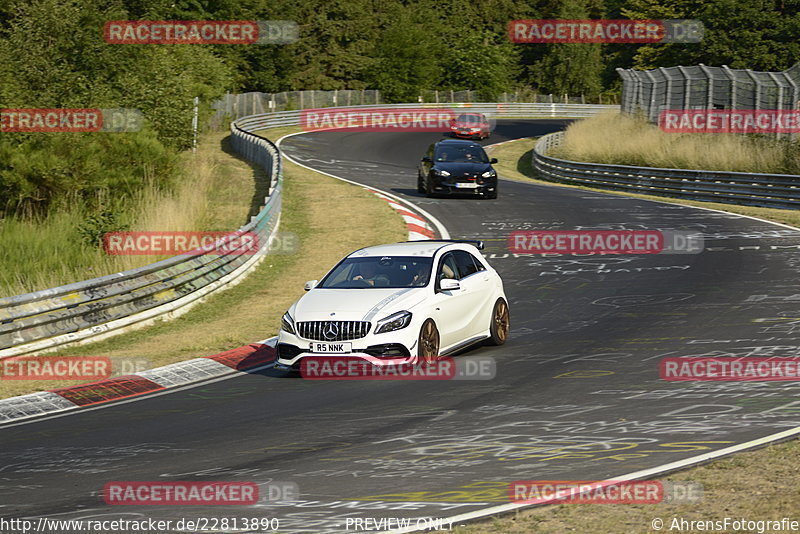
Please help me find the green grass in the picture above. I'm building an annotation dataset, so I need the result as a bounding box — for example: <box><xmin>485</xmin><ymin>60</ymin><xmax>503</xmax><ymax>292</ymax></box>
<box><xmin>549</xmin><ymin>112</ymin><xmax>800</xmax><ymax>174</ymax></box>
<box><xmin>0</xmin><ymin>131</ymin><xmax>255</xmax><ymax>297</ymax></box>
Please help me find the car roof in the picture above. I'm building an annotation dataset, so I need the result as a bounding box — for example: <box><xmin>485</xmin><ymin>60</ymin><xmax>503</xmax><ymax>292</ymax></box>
<box><xmin>434</xmin><ymin>139</ymin><xmax>483</xmax><ymax>148</ymax></box>
<box><xmin>348</xmin><ymin>241</ymin><xmax>472</xmax><ymax>258</ymax></box>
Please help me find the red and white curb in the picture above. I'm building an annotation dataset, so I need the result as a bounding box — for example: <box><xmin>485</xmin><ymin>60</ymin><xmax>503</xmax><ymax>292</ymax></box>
<box><xmin>367</xmin><ymin>189</ymin><xmax>436</xmax><ymax>240</ymax></box>
<box><xmin>0</xmin><ymin>338</ymin><xmax>277</xmax><ymax>424</ymax></box>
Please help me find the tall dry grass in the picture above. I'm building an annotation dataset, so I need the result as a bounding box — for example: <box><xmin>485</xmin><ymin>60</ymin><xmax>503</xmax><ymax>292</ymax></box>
<box><xmin>550</xmin><ymin>112</ymin><xmax>800</xmax><ymax>174</ymax></box>
<box><xmin>0</xmin><ymin>139</ymin><xmax>223</xmax><ymax>297</ymax></box>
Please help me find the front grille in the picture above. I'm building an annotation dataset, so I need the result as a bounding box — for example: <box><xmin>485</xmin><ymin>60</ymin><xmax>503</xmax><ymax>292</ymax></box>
<box><xmin>296</xmin><ymin>321</ymin><xmax>371</xmax><ymax>341</ymax></box>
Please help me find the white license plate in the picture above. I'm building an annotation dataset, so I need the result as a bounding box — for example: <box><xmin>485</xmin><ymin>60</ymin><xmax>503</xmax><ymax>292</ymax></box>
<box><xmin>455</xmin><ymin>182</ymin><xmax>479</xmax><ymax>189</ymax></box>
<box><xmin>310</xmin><ymin>342</ymin><xmax>352</xmax><ymax>353</ymax></box>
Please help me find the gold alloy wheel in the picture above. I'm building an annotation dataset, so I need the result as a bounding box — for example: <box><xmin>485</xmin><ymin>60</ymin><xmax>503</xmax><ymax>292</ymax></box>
<box><xmin>493</xmin><ymin>299</ymin><xmax>510</xmax><ymax>343</ymax></box>
<box><xmin>419</xmin><ymin>319</ymin><xmax>440</xmax><ymax>363</ymax></box>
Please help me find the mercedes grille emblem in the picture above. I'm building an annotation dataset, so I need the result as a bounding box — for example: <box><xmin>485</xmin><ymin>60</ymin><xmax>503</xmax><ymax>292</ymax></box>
<box><xmin>322</xmin><ymin>322</ymin><xmax>339</xmax><ymax>340</ymax></box>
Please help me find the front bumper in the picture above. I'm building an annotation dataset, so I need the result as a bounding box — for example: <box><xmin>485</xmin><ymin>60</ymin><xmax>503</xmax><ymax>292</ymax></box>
<box><xmin>275</xmin><ymin>330</ymin><xmax>418</xmax><ymax>370</ymax></box>
<box><xmin>451</xmin><ymin>129</ymin><xmax>486</xmax><ymax>139</ymax></box>
<box><xmin>429</xmin><ymin>177</ymin><xmax>497</xmax><ymax>195</ymax></box>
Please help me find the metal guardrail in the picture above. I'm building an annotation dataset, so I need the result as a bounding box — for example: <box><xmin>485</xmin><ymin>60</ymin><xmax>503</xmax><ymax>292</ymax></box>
<box><xmin>0</xmin><ymin>125</ymin><xmax>282</xmax><ymax>358</ymax></box>
<box><xmin>233</xmin><ymin>103</ymin><xmax>619</xmax><ymax>132</ymax></box>
<box><xmin>212</xmin><ymin>92</ymin><xmax>609</xmax><ymax>121</ymax></box>
<box><xmin>0</xmin><ymin>102</ymin><xmax>615</xmax><ymax>357</ymax></box>
<box><xmin>533</xmin><ymin>131</ymin><xmax>800</xmax><ymax>209</ymax></box>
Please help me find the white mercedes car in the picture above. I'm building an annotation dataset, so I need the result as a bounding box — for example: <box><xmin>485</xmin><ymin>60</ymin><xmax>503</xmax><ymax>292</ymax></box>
<box><xmin>274</xmin><ymin>240</ymin><xmax>509</xmax><ymax>370</ymax></box>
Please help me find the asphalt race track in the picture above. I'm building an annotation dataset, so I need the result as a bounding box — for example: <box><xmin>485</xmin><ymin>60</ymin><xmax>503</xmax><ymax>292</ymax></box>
<box><xmin>2</xmin><ymin>120</ymin><xmax>800</xmax><ymax>533</ymax></box>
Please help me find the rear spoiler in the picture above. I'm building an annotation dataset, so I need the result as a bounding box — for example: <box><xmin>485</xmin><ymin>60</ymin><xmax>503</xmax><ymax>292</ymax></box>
<box><xmin>407</xmin><ymin>239</ymin><xmax>485</xmax><ymax>250</ymax></box>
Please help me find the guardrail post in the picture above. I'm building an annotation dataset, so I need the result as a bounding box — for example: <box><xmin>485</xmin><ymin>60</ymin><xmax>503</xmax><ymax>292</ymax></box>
<box><xmin>644</xmin><ymin>70</ymin><xmax>659</xmax><ymax>123</ymax></box>
<box><xmin>698</xmin><ymin>64</ymin><xmax>714</xmax><ymax>110</ymax></box>
<box><xmin>744</xmin><ymin>69</ymin><xmax>761</xmax><ymax>110</ymax></box>
<box><xmin>676</xmin><ymin>66</ymin><xmax>691</xmax><ymax>109</ymax></box>
<box><xmin>768</xmin><ymin>71</ymin><xmax>785</xmax><ymax>139</ymax></box>
<box><xmin>722</xmin><ymin>65</ymin><xmax>737</xmax><ymax>110</ymax></box>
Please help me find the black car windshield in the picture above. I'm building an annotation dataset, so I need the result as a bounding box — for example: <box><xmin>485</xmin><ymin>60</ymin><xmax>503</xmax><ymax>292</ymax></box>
<box><xmin>318</xmin><ymin>256</ymin><xmax>433</xmax><ymax>289</ymax></box>
<box><xmin>434</xmin><ymin>145</ymin><xmax>490</xmax><ymax>163</ymax></box>
<box><xmin>455</xmin><ymin>114</ymin><xmax>484</xmax><ymax>125</ymax></box>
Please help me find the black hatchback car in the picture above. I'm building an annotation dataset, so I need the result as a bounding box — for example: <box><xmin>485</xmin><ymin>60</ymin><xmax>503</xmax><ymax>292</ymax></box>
<box><xmin>418</xmin><ymin>139</ymin><xmax>498</xmax><ymax>199</ymax></box>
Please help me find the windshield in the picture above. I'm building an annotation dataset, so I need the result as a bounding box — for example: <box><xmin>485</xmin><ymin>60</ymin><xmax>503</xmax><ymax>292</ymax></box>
<box><xmin>318</xmin><ymin>256</ymin><xmax>433</xmax><ymax>289</ymax></box>
<box><xmin>434</xmin><ymin>145</ymin><xmax>490</xmax><ymax>163</ymax></box>
<box><xmin>455</xmin><ymin>114</ymin><xmax>484</xmax><ymax>125</ymax></box>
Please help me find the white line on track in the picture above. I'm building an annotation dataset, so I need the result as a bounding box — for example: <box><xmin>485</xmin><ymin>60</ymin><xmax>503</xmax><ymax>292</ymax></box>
<box><xmin>387</xmin><ymin>427</ymin><xmax>800</xmax><ymax>533</ymax></box>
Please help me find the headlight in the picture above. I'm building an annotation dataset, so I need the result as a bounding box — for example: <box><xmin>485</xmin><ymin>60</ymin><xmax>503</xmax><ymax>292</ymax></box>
<box><xmin>434</xmin><ymin>169</ymin><xmax>451</xmax><ymax>177</ymax></box>
<box><xmin>375</xmin><ymin>311</ymin><xmax>412</xmax><ymax>334</ymax></box>
<box><xmin>281</xmin><ymin>311</ymin><xmax>296</xmax><ymax>335</ymax></box>
<box><xmin>481</xmin><ymin>170</ymin><xmax>496</xmax><ymax>178</ymax></box>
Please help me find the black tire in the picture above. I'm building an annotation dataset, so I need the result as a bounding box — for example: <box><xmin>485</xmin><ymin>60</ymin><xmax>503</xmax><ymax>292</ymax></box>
<box><xmin>425</xmin><ymin>176</ymin><xmax>434</xmax><ymax>198</ymax></box>
<box><xmin>488</xmin><ymin>298</ymin><xmax>510</xmax><ymax>345</ymax></box>
<box><xmin>485</xmin><ymin>188</ymin><xmax>497</xmax><ymax>199</ymax></box>
<box><xmin>418</xmin><ymin>319</ymin><xmax>440</xmax><ymax>363</ymax></box>
<box><xmin>417</xmin><ymin>174</ymin><xmax>426</xmax><ymax>193</ymax></box>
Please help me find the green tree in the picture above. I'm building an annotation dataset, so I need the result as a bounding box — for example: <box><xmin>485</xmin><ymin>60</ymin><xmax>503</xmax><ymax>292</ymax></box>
<box><xmin>622</xmin><ymin>0</ymin><xmax>800</xmax><ymax>71</ymax></box>
<box><xmin>528</xmin><ymin>0</ymin><xmax>605</xmax><ymax>98</ymax></box>
<box><xmin>366</xmin><ymin>8</ymin><xmax>441</xmax><ymax>102</ymax></box>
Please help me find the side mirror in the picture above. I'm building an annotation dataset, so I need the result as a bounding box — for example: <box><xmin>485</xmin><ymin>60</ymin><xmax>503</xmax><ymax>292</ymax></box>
<box><xmin>490</xmin><ymin>158</ymin><xmax>498</xmax><ymax>164</ymax></box>
<box><xmin>304</xmin><ymin>280</ymin><xmax>318</xmax><ymax>291</ymax></box>
<box><xmin>439</xmin><ymin>278</ymin><xmax>460</xmax><ymax>292</ymax></box>
<box><xmin>421</xmin><ymin>156</ymin><xmax>432</xmax><ymax>163</ymax></box>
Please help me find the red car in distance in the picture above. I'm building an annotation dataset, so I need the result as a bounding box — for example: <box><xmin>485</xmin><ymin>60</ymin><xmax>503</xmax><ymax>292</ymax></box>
<box><xmin>449</xmin><ymin>112</ymin><xmax>491</xmax><ymax>140</ymax></box>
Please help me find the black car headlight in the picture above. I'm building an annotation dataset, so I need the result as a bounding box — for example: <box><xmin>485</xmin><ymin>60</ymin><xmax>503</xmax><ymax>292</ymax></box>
<box><xmin>433</xmin><ymin>169</ymin><xmax>451</xmax><ymax>177</ymax></box>
<box><xmin>375</xmin><ymin>311</ymin><xmax>412</xmax><ymax>334</ymax></box>
<box><xmin>281</xmin><ymin>311</ymin><xmax>296</xmax><ymax>335</ymax></box>
<box><xmin>481</xmin><ymin>170</ymin><xmax>496</xmax><ymax>178</ymax></box>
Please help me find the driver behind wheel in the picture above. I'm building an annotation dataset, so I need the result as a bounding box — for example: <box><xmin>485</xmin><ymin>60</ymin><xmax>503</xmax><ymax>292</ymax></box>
<box><xmin>352</xmin><ymin>262</ymin><xmax>390</xmax><ymax>286</ymax></box>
